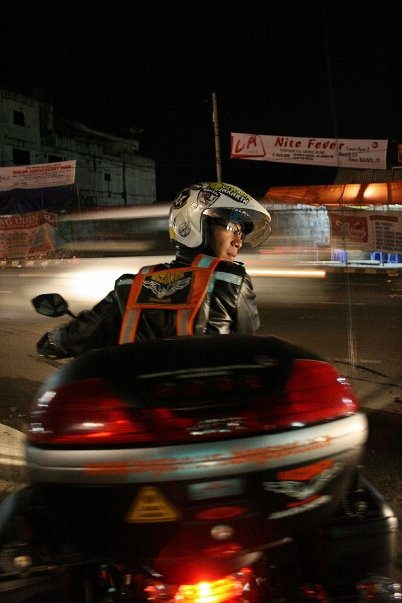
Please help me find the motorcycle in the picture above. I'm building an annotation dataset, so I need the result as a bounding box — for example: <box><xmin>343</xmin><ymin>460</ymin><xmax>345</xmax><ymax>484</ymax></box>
<box><xmin>0</xmin><ymin>293</ymin><xmax>399</xmax><ymax>602</ymax></box>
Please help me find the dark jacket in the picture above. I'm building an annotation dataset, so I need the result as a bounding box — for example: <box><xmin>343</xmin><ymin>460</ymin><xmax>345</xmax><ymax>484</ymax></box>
<box><xmin>38</xmin><ymin>251</ymin><xmax>260</xmax><ymax>358</ymax></box>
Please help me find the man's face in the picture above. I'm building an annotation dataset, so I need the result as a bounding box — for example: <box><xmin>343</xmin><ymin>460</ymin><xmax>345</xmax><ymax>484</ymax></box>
<box><xmin>209</xmin><ymin>221</ymin><xmax>244</xmax><ymax>261</ymax></box>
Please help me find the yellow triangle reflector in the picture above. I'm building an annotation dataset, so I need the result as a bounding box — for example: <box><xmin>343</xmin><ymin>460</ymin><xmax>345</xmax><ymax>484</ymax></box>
<box><xmin>125</xmin><ymin>486</ymin><xmax>182</xmax><ymax>523</ymax></box>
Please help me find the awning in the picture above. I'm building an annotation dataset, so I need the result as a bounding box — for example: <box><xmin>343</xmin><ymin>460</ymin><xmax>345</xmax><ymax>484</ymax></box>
<box><xmin>264</xmin><ymin>181</ymin><xmax>402</xmax><ymax>207</ymax></box>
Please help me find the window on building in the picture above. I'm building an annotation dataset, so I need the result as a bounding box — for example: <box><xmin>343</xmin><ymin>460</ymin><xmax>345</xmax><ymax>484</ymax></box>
<box><xmin>48</xmin><ymin>155</ymin><xmax>64</xmax><ymax>163</ymax></box>
<box><xmin>13</xmin><ymin>149</ymin><xmax>30</xmax><ymax>165</ymax></box>
<box><xmin>104</xmin><ymin>169</ymin><xmax>111</xmax><ymax>181</ymax></box>
<box><xmin>13</xmin><ymin>110</ymin><xmax>25</xmax><ymax>126</ymax></box>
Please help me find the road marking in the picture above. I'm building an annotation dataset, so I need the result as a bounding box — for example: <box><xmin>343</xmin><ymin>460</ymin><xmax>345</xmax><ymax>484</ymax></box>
<box><xmin>309</xmin><ymin>301</ymin><xmax>367</xmax><ymax>306</ymax></box>
<box><xmin>331</xmin><ymin>358</ymin><xmax>382</xmax><ymax>365</ymax></box>
<box><xmin>250</xmin><ymin>268</ymin><xmax>326</xmax><ymax>278</ymax></box>
<box><xmin>266</xmin><ymin>301</ymin><xmax>368</xmax><ymax>307</ymax></box>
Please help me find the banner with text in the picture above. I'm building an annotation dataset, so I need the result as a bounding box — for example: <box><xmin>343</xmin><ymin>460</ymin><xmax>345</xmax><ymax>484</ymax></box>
<box><xmin>231</xmin><ymin>133</ymin><xmax>388</xmax><ymax>169</ymax></box>
<box><xmin>329</xmin><ymin>211</ymin><xmax>402</xmax><ymax>253</ymax></box>
<box><xmin>0</xmin><ymin>210</ymin><xmax>57</xmax><ymax>258</ymax></box>
<box><xmin>0</xmin><ymin>160</ymin><xmax>76</xmax><ymax>191</ymax></box>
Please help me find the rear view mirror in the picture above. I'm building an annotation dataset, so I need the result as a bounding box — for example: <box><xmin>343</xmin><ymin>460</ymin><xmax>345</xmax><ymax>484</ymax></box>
<box><xmin>32</xmin><ymin>293</ymin><xmax>71</xmax><ymax>318</ymax></box>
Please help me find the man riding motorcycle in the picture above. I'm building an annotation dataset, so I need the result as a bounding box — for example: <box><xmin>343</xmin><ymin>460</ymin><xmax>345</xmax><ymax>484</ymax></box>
<box><xmin>37</xmin><ymin>181</ymin><xmax>272</xmax><ymax>357</ymax></box>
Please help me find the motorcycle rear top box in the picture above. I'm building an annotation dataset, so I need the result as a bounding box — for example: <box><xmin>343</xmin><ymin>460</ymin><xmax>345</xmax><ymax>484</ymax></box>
<box><xmin>25</xmin><ymin>335</ymin><xmax>368</xmax><ymax>563</ymax></box>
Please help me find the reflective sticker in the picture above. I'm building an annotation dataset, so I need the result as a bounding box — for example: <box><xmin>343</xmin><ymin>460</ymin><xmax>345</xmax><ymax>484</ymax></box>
<box><xmin>263</xmin><ymin>462</ymin><xmax>343</xmax><ymax>500</ymax></box>
<box><xmin>188</xmin><ymin>478</ymin><xmax>244</xmax><ymax>500</ymax></box>
<box><xmin>268</xmin><ymin>495</ymin><xmax>331</xmax><ymax>519</ymax></box>
<box><xmin>276</xmin><ymin>459</ymin><xmax>333</xmax><ymax>481</ymax></box>
<box><xmin>125</xmin><ymin>486</ymin><xmax>182</xmax><ymax>523</ymax></box>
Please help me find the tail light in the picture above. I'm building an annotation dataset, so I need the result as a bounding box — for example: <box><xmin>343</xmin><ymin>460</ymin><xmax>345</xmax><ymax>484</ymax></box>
<box><xmin>282</xmin><ymin>359</ymin><xmax>359</xmax><ymax>425</ymax></box>
<box><xmin>28</xmin><ymin>378</ymin><xmax>155</xmax><ymax>446</ymax></box>
<box><xmin>28</xmin><ymin>359</ymin><xmax>359</xmax><ymax>447</ymax></box>
<box><xmin>144</xmin><ymin>568</ymin><xmax>255</xmax><ymax>603</ymax></box>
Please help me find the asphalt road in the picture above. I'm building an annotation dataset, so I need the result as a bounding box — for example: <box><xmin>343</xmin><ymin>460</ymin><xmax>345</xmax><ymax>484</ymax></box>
<box><xmin>0</xmin><ymin>263</ymin><xmax>401</xmax><ymax>579</ymax></box>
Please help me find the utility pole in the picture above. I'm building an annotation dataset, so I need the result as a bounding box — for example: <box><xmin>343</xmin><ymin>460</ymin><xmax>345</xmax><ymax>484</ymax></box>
<box><xmin>212</xmin><ymin>92</ymin><xmax>222</xmax><ymax>181</ymax></box>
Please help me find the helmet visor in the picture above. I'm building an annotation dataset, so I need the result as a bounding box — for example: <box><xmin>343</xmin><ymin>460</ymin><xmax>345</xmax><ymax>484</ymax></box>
<box><xmin>204</xmin><ymin>207</ymin><xmax>271</xmax><ymax>247</ymax></box>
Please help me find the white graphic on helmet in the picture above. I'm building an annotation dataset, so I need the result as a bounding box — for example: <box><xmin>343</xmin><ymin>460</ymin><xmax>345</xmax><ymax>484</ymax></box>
<box><xmin>172</xmin><ymin>189</ymin><xmax>191</xmax><ymax>209</ymax></box>
<box><xmin>142</xmin><ymin>277</ymin><xmax>192</xmax><ymax>299</ymax></box>
<box><xmin>177</xmin><ymin>219</ymin><xmax>191</xmax><ymax>238</ymax></box>
<box><xmin>191</xmin><ymin>186</ymin><xmax>220</xmax><ymax>210</ymax></box>
<box><xmin>209</xmin><ymin>182</ymin><xmax>254</xmax><ymax>205</ymax></box>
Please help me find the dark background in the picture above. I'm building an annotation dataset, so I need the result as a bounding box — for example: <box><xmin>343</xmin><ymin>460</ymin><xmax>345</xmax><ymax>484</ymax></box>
<box><xmin>0</xmin><ymin>0</ymin><xmax>401</xmax><ymax>200</ymax></box>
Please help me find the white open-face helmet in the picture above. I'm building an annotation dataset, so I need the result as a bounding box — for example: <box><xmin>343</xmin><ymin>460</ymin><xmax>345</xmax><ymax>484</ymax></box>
<box><xmin>169</xmin><ymin>182</ymin><xmax>272</xmax><ymax>250</ymax></box>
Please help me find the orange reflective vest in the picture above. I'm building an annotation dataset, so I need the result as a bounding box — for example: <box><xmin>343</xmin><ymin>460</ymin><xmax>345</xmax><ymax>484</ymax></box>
<box><xmin>119</xmin><ymin>254</ymin><xmax>222</xmax><ymax>343</ymax></box>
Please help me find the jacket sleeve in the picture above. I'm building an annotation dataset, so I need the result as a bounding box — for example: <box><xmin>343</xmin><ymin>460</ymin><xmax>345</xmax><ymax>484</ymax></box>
<box><xmin>233</xmin><ymin>272</ymin><xmax>260</xmax><ymax>333</ymax></box>
<box><xmin>196</xmin><ymin>264</ymin><xmax>260</xmax><ymax>335</ymax></box>
<box><xmin>36</xmin><ymin>276</ymin><xmax>133</xmax><ymax>357</ymax></box>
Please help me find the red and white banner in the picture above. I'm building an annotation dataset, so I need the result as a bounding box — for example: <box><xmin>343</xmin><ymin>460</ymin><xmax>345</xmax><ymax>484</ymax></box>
<box><xmin>231</xmin><ymin>133</ymin><xmax>388</xmax><ymax>169</ymax></box>
<box><xmin>0</xmin><ymin>160</ymin><xmax>76</xmax><ymax>191</ymax></box>
<box><xmin>0</xmin><ymin>211</ymin><xmax>57</xmax><ymax>258</ymax></box>
<box><xmin>329</xmin><ymin>211</ymin><xmax>402</xmax><ymax>253</ymax></box>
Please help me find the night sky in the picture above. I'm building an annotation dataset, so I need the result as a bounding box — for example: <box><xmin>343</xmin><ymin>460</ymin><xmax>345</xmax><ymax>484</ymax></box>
<box><xmin>1</xmin><ymin>0</ymin><xmax>401</xmax><ymax>200</ymax></box>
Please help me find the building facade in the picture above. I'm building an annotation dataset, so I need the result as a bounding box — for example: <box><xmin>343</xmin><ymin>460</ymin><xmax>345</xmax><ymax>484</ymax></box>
<box><xmin>0</xmin><ymin>86</ymin><xmax>156</xmax><ymax>207</ymax></box>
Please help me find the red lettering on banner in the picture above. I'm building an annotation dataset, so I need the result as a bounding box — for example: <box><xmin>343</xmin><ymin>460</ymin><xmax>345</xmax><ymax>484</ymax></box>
<box><xmin>234</xmin><ymin>135</ymin><xmax>259</xmax><ymax>153</ymax></box>
<box><xmin>308</xmin><ymin>138</ymin><xmax>345</xmax><ymax>150</ymax></box>
<box><xmin>274</xmin><ymin>137</ymin><xmax>302</xmax><ymax>148</ymax></box>
<box><xmin>0</xmin><ymin>211</ymin><xmax>56</xmax><ymax>230</ymax></box>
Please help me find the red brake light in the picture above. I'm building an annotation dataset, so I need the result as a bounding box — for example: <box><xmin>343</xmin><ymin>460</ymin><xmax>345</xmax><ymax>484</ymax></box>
<box><xmin>144</xmin><ymin>568</ymin><xmax>254</xmax><ymax>603</ymax></box>
<box><xmin>174</xmin><ymin>574</ymin><xmax>245</xmax><ymax>603</ymax></box>
<box><xmin>283</xmin><ymin>359</ymin><xmax>359</xmax><ymax>423</ymax></box>
<box><xmin>28</xmin><ymin>378</ymin><xmax>156</xmax><ymax>446</ymax></box>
